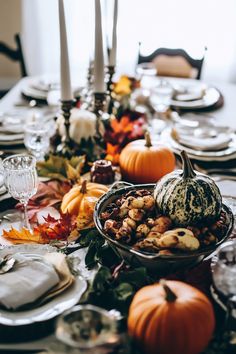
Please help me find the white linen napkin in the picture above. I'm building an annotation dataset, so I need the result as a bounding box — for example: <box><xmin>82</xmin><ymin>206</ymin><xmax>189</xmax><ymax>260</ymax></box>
<box><xmin>0</xmin><ymin>253</ymin><xmax>60</xmax><ymax>310</ymax></box>
<box><xmin>172</xmin><ymin>127</ymin><xmax>232</xmax><ymax>151</ymax></box>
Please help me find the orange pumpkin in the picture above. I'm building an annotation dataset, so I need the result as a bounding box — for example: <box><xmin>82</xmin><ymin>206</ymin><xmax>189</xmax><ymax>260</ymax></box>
<box><xmin>61</xmin><ymin>180</ymin><xmax>108</xmax><ymax>216</ymax></box>
<box><xmin>119</xmin><ymin>132</ymin><xmax>175</xmax><ymax>183</ymax></box>
<box><xmin>128</xmin><ymin>280</ymin><xmax>215</xmax><ymax>354</ymax></box>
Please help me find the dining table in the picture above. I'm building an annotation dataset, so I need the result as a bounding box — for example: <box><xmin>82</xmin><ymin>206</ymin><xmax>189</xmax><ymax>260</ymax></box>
<box><xmin>0</xmin><ymin>75</ymin><xmax>236</xmax><ymax>354</ymax></box>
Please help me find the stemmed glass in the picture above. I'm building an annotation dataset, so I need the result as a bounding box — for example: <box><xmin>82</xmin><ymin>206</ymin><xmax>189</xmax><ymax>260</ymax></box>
<box><xmin>3</xmin><ymin>154</ymin><xmax>38</xmax><ymax>230</ymax></box>
<box><xmin>149</xmin><ymin>79</ymin><xmax>174</xmax><ymax>134</ymax></box>
<box><xmin>24</xmin><ymin>122</ymin><xmax>50</xmax><ymax>161</ymax></box>
<box><xmin>212</xmin><ymin>240</ymin><xmax>236</xmax><ymax>338</ymax></box>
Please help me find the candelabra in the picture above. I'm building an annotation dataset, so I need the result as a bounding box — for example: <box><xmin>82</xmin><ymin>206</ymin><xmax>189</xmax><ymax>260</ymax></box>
<box><xmin>56</xmin><ymin>99</ymin><xmax>75</xmax><ymax>158</ymax></box>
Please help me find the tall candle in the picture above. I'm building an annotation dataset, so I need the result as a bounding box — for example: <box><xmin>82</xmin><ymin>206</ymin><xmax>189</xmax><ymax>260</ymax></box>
<box><xmin>58</xmin><ymin>0</ymin><xmax>73</xmax><ymax>101</ymax></box>
<box><xmin>109</xmin><ymin>0</ymin><xmax>118</xmax><ymax>66</ymax></box>
<box><xmin>94</xmin><ymin>0</ymin><xmax>105</xmax><ymax>93</ymax></box>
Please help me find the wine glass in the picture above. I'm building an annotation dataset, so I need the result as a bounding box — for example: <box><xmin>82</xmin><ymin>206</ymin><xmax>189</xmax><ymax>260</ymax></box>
<box><xmin>3</xmin><ymin>154</ymin><xmax>38</xmax><ymax>230</ymax></box>
<box><xmin>24</xmin><ymin>122</ymin><xmax>50</xmax><ymax>161</ymax></box>
<box><xmin>149</xmin><ymin>79</ymin><xmax>174</xmax><ymax>134</ymax></box>
<box><xmin>212</xmin><ymin>240</ymin><xmax>236</xmax><ymax>333</ymax></box>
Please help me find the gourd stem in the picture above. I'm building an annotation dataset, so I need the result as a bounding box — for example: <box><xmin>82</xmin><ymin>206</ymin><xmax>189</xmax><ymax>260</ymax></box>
<box><xmin>144</xmin><ymin>131</ymin><xmax>152</xmax><ymax>147</ymax></box>
<box><xmin>160</xmin><ymin>279</ymin><xmax>177</xmax><ymax>302</ymax></box>
<box><xmin>80</xmin><ymin>180</ymin><xmax>87</xmax><ymax>194</ymax></box>
<box><xmin>180</xmin><ymin>150</ymin><xmax>196</xmax><ymax>179</ymax></box>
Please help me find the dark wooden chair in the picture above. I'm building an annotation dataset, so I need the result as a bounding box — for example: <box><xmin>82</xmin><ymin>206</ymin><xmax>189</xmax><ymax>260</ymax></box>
<box><xmin>138</xmin><ymin>44</ymin><xmax>207</xmax><ymax>80</ymax></box>
<box><xmin>0</xmin><ymin>34</ymin><xmax>27</xmax><ymax>97</ymax></box>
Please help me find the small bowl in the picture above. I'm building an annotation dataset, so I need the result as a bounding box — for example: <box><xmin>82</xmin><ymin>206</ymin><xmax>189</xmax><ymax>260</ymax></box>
<box><xmin>94</xmin><ymin>183</ymin><xmax>234</xmax><ymax>274</ymax></box>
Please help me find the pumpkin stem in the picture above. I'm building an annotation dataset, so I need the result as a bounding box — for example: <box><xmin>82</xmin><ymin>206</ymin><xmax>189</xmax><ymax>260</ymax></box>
<box><xmin>144</xmin><ymin>131</ymin><xmax>152</xmax><ymax>148</ymax></box>
<box><xmin>80</xmin><ymin>180</ymin><xmax>87</xmax><ymax>194</ymax></box>
<box><xmin>160</xmin><ymin>279</ymin><xmax>177</xmax><ymax>302</ymax></box>
<box><xmin>180</xmin><ymin>150</ymin><xmax>196</xmax><ymax>179</ymax></box>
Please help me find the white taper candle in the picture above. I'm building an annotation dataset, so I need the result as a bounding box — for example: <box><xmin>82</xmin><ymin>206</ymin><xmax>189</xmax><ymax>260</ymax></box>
<box><xmin>94</xmin><ymin>0</ymin><xmax>105</xmax><ymax>93</ymax></box>
<box><xmin>58</xmin><ymin>0</ymin><xmax>73</xmax><ymax>101</ymax></box>
<box><xmin>109</xmin><ymin>0</ymin><xmax>118</xmax><ymax>66</ymax></box>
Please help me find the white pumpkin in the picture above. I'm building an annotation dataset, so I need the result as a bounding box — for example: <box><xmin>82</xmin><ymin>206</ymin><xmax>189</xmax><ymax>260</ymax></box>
<box><xmin>57</xmin><ymin>108</ymin><xmax>104</xmax><ymax>144</ymax></box>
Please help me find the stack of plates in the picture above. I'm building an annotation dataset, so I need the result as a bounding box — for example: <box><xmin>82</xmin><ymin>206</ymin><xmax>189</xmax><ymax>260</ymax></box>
<box><xmin>162</xmin><ymin>126</ymin><xmax>236</xmax><ymax>162</ymax></box>
<box><xmin>0</xmin><ymin>112</ymin><xmax>25</xmax><ymax>147</ymax></box>
<box><xmin>169</xmin><ymin>79</ymin><xmax>221</xmax><ymax>110</ymax></box>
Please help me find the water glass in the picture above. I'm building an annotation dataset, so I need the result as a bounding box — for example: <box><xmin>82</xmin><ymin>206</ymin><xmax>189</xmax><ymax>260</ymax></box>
<box><xmin>3</xmin><ymin>154</ymin><xmax>38</xmax><ymax>229</ymax></box>
<box><xmin>55</xmin><ymin>305</ymin><xmax>120</xmax><ymax>353</ymax></box>
<box><xmin>150</xmin><ymin>79</ymin><xmax>173</xmax><ymax>113</ymax></box>
<box><xmin>24</xmin><ymin>122</ymin><xmax>50</xmax><ymax>161</ymax></box>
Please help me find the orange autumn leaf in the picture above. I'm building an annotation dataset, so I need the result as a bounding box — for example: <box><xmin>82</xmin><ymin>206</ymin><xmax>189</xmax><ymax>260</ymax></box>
<box><xmin>2</xmin><ymin>227</ymin><xmax>45</xmax><ymax>244</ymax></box>
<box><xmin>110</xmin><ymin>116</ymin><xmax>133</xmax><ymax>134</ymax></box>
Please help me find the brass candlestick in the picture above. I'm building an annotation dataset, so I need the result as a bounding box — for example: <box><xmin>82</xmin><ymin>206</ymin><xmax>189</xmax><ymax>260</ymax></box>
<box><xmin>56</xmin><ymin>99</ymin><xmax>75</xmax><ymax>158</ymax></box>
<box><xmin>106</xmin><ymin>65</ymin><xmax>115</xmax><ymax>93</ymax></box>
<box><xmin>106</xmin><ymin>65</ymin><xmax>115</xmax><ymax>114</ymax></box>
<box><xmin>94</xmin><ymin>92</ymin><xmax>107</xmax><ymax>136</ymax></box>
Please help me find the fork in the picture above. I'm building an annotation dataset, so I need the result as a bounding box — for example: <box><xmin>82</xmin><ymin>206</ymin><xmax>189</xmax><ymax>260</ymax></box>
<box><xmin>194</xmin><ymin>164</ymin><xmax>236</xmax><ymax>176</ymax></box>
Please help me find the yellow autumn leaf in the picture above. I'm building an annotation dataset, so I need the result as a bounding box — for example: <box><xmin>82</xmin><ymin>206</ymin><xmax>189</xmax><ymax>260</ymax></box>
<box><xmin>2</xmin><ymin>227</ymin><xmax>46</xmax><ymax>244</ymax></box>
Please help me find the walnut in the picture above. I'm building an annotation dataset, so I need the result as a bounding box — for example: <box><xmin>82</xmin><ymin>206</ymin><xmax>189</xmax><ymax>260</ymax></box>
<box><xmin>136</xmin><ymin>224</ymin><xmax>150</xmax><ymax>239</ymax></box>
<box><xmin>128</xmin><ymin>208</ymin><xmax>145</xmax><ymax>221</ymax></box>
<box><xmin>152</xmin><ymin>216</ymin><xmax>172</xmax><ymax>233</ymax></box>
<box><xmin>123</xmin><ymin>218</ymin><xmax>137</xmax><ymax>230</ymax></box>
<box><xmin>119</xmin><ymin>206</ymin><xmax>129</xmax><ymax>218</ymax></box>
<box><xmin>104</xmin><ymin>219</ymin><xmax>121</xmax><ymax>237</ymax></box>
<box><xmin>122</xmin><ymin>196</ymin><xmax>135</xmax><ymax>209</ymax></box>
<box><xmin>129</xmin><ymin>197</ymin><xmax>145</xmax><ymax>209</ymax></box>
<box><xmin>142</xmin><ymin>195</ymin><xmax>155</xmax><ymax>210</ymax></box>
<box><xmin>146</xmin><ymin>218</ymin><xmax>155</xmax><ymax>228</ymax></box>
<box><xmin>146</xmin><ymin>231</ymin><xmax>162</xmax><ymax>239</ymax></box>
<box><xmin>134</xmin><ymin>238</ymin><xmax>159</xmax><ymax>252</ymax></box>
<box><xmin>116</xmin><ymin>225</ymin><xmax>132</xmax><ymax>243</ymax></box>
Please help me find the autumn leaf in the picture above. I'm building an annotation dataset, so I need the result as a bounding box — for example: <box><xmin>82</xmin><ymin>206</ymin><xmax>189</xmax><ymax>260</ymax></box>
<box><xmin>37</xmin><ymin>154</ymin><xmax>85</xmax><ymax>182</ymax></box>
<box><xmin>34</xmin><ymin>212</ymin><xmax>77</xmax><ymax>242</ymax></box>
<box><xmin>2</xmin><ymin>227</ymin><xmax>45</xmax><ymax>244</ymax></box>
<box><xmin>113</xmin><ymin>76</ymin><xmax>132</xmax><ymax>96</ymax></box>
<box><xmin>16</xmin><ymin>180</ymin><xmax>71</xmax><ymax>223</ymax></box>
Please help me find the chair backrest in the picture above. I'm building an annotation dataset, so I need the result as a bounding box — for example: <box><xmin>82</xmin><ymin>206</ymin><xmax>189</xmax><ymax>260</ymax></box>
<box><xmin>138</xmin><ymin>45</ymin><xmax>206</xmax><ymax>80</ymax></box>
<box><xmin>0</xmin><ymin>33</ymin><xmax>27</xmax><ymax>77</ymax></box>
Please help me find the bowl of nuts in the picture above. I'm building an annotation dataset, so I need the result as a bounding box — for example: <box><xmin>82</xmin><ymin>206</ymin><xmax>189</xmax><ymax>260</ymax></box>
<box><xmin>94</xmin><ymin>182</ymin><xmax>234</xmax><ymax>274</ymax></box>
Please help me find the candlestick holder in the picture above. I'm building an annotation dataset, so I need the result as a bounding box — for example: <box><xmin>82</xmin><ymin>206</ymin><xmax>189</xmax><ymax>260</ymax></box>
<box><xmin>106</xmin><ymin>65</ymin><xmax>115</xmax><ymax>93</ymax></box>
<box><xmin>56</xmin><ymin>99</ymin><xmax>75</xmax><ymax>158</ymax></box>
<box><xmin>94</xmin><ymin>92</ymin><xmax>107</xmax><ymax>133</ymax></box>
<box><xmin>106</xmin><ymin>65</ymin><xmax>115</xmax><ymax>114</ymax></box>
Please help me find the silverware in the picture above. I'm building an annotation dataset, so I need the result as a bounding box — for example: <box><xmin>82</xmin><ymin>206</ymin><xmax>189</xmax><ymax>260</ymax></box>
<box><xmin>0</xmin><ymin>255</ymin><xmax>16</xmax><ymax>274</ymax></box>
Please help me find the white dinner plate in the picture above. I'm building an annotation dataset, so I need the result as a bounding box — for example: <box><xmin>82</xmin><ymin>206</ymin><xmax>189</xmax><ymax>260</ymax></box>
<box><xmin>161</xmin><ymin>128</ymin><xmax>236</xmax><ymax>161</ymax></box>
<box><xmin>0</xmin><ymin>244</ymin><xmax>87</xmax><ymax>326</ymax></box>
<box><xmin>171</xmin><ymin>87</ymin><xmax>221</xmax><ymax>109</ymax></box>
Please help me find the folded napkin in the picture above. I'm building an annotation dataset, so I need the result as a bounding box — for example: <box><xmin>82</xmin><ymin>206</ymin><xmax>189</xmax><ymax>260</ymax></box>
<box><xmin>0</xmin><ymin>253</ymin><xmax>60</xmax><ymax>310</ymax></box>
<box><xmin>38</xmin><ymin>252</ymin><xmax>75</xmax><ymax>305</ymax></box>
<box><xmin>172</xmin><ymin>127</ymin><xmax>232</xmax><ymax>151</ymax></box>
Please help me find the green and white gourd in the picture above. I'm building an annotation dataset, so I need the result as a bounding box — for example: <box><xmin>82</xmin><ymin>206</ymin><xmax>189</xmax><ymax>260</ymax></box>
<box><xmin>154</xmin><ymin>151</ymin><xmax>222</xmax><ymax>226</ymax></box>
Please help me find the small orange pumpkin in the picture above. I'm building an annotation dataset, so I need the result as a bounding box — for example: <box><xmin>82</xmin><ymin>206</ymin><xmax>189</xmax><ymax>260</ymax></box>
<box><xmin>128</xmin><ymin>280</ymin><xmax>215</xmax><ymax>354</ymax></box>
<box><xmin>119</xmin><ymin>132</ymin><xmax>175</xmax><ymax>183</ymax></box>
<box><xmin>61</xmin><ymin>180</ymin><xmax>108</xmax><ymax>216</ymax></box>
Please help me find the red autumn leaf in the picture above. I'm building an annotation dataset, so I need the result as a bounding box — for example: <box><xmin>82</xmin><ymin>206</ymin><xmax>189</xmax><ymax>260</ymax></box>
<box><xmin>34</xmin><ymin>211</ymin><xmax>77</xmax><ymax>242</ymax></box>
<box><xmin>16</xmin><ymin>180</ymin><xmax>71</xmax><ymax>223</ymax></box>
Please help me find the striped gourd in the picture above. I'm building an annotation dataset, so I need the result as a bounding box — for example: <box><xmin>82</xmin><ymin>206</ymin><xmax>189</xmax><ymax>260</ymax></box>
<box><xmin>154</xmin><ymin>151</ymin><xmax>222</xmax><ymax>226</ymax></box>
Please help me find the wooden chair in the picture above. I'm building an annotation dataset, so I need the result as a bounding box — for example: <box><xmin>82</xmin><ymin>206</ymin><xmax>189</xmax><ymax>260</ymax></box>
<box><xmin>0</xmin><ymin>34</ymin><xmax>27</xmax><ymax>97</ymax></box>
<box><xmin>137</xmin><ymin>44</ymin><xmax>206</xmax><ymax>80</ymax></box>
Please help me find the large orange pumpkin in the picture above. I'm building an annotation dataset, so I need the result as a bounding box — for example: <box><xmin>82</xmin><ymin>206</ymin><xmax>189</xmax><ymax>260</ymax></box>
<box><xmin>119</xmin><ymin>132</ymin><xmax>175</xmax><ymax>183</ymax></box>
<box><xmin>128</xmin><ymin>280</ymin><xmax>215</xmax><ymax>354</ymax></box>
<box><xmin>61</xmin><ymin>180</ymin><xmax>108</xmax><ymax>216</ymax></box>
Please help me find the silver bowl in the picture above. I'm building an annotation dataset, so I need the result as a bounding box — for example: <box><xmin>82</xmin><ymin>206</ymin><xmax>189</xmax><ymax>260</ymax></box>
<box><xmin>94</xmin><ymin>182</ymin><xmax>234</xmax><ymax>274</ymax></box>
